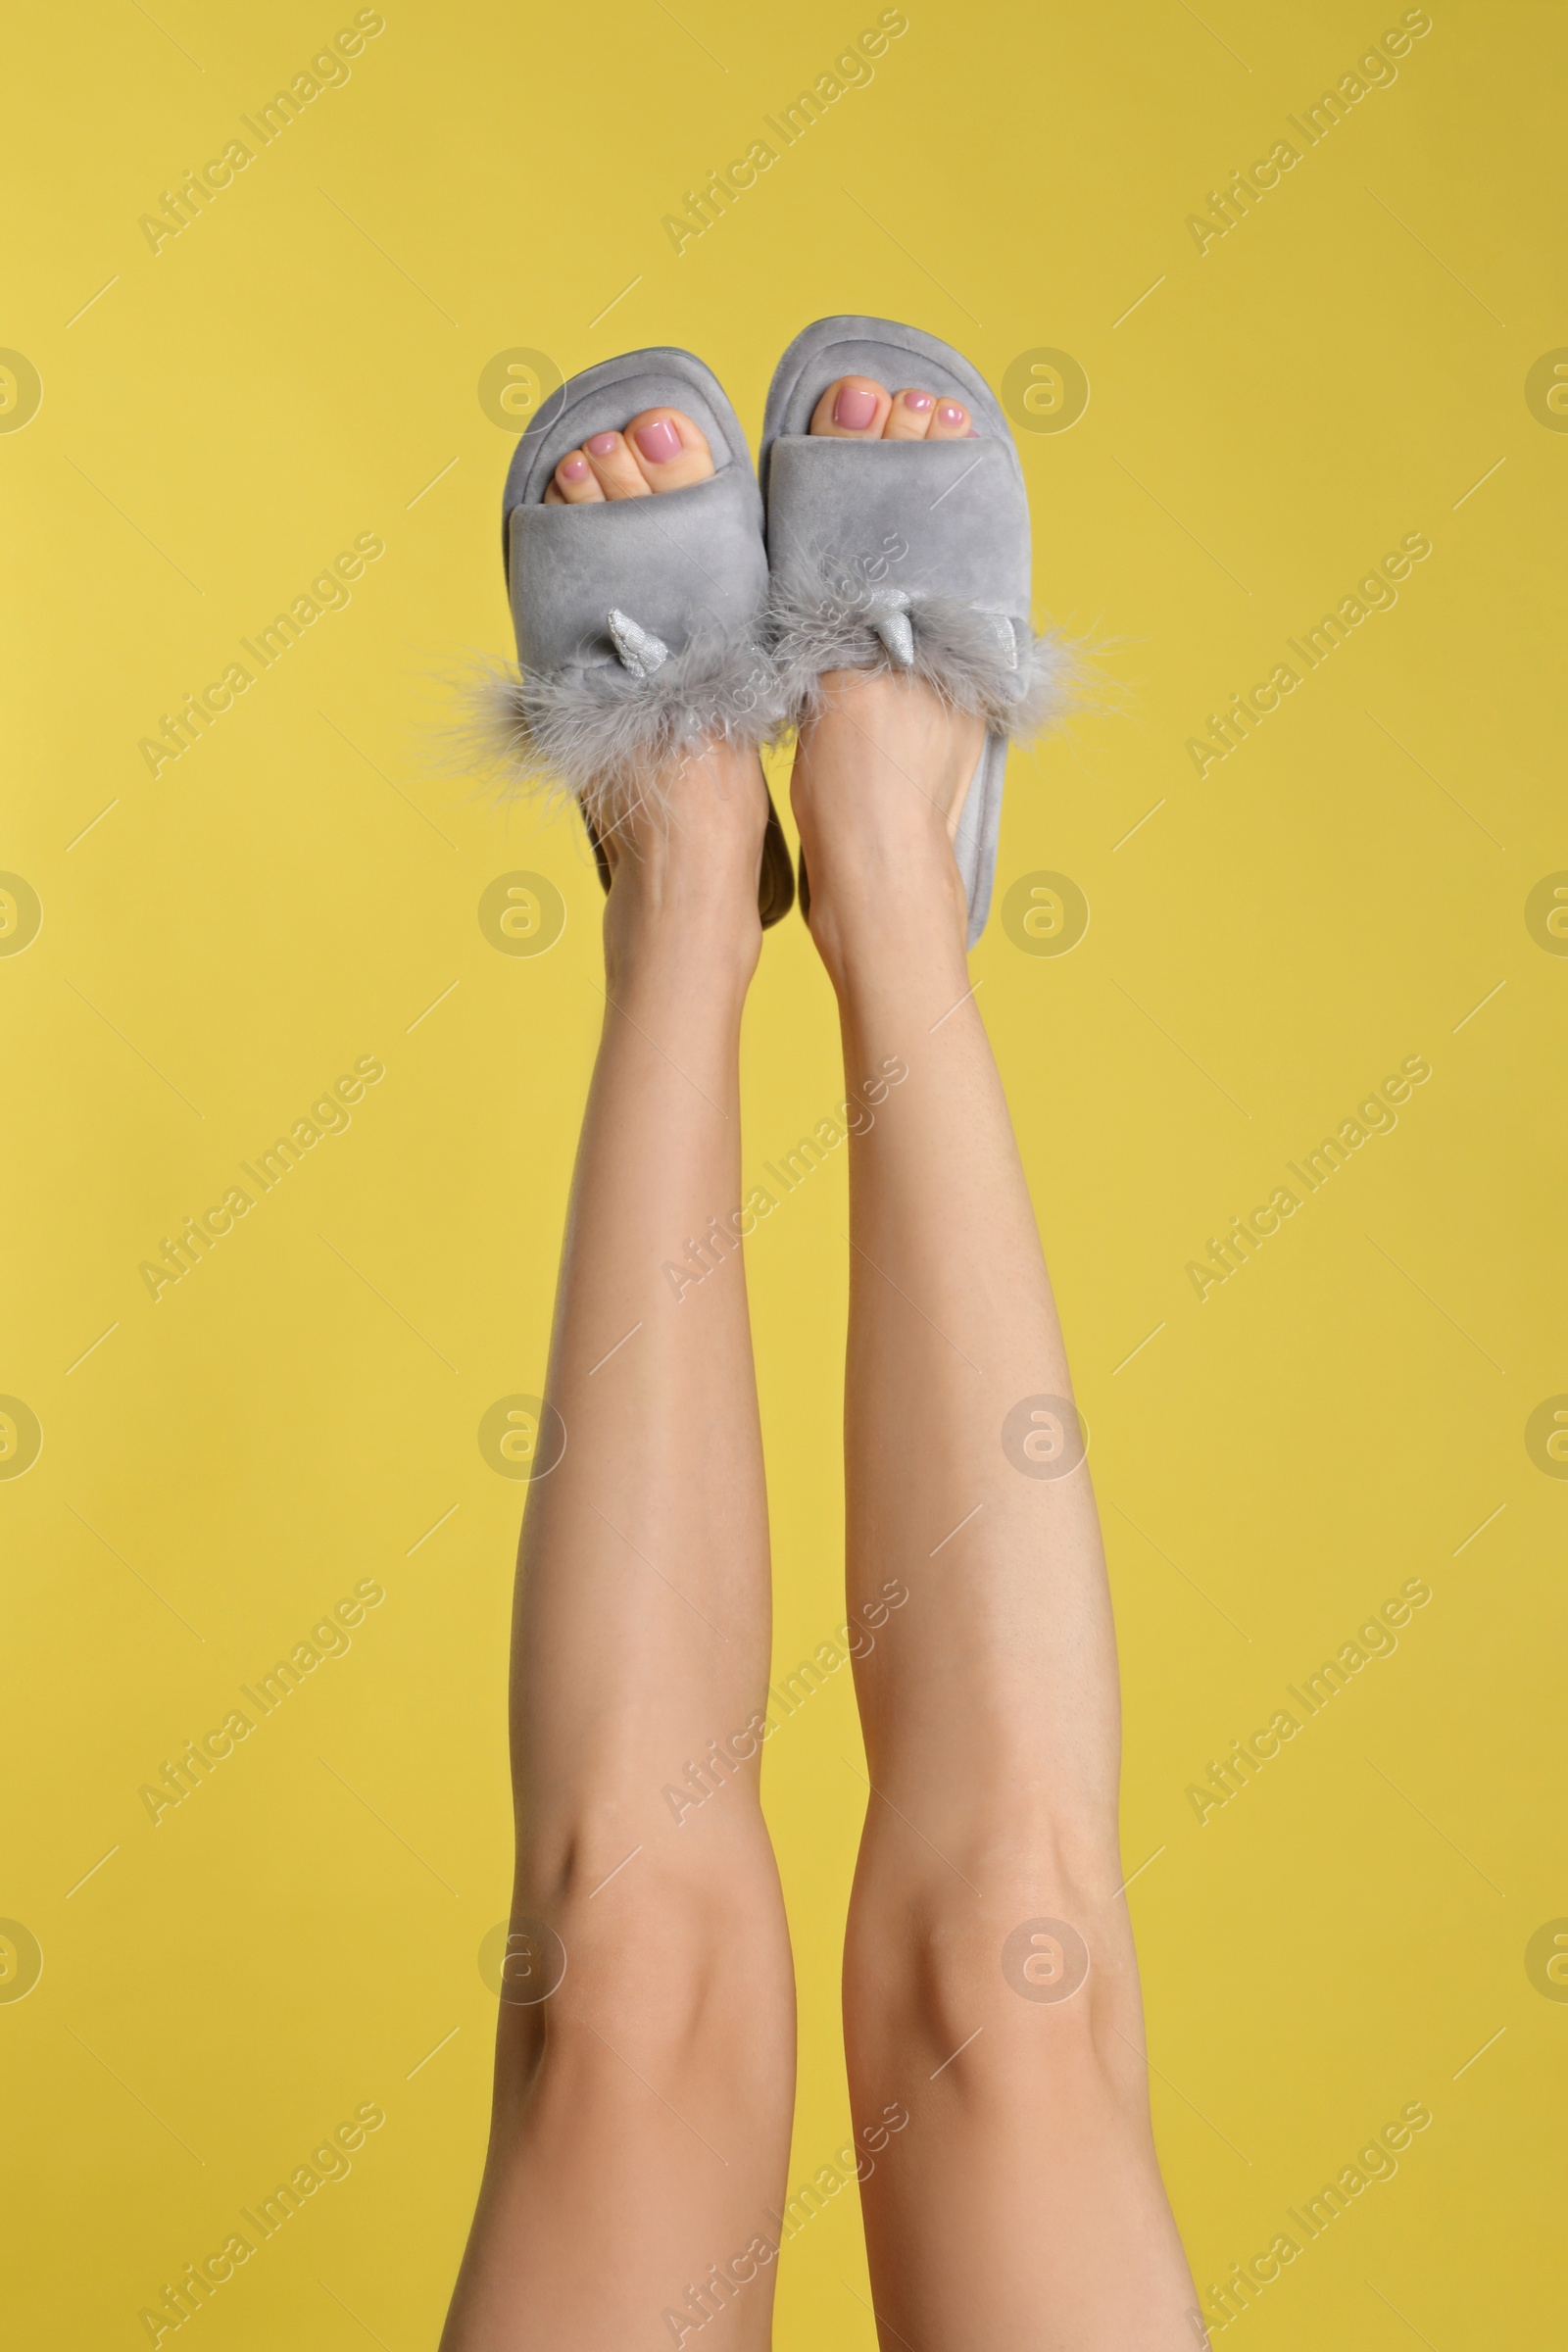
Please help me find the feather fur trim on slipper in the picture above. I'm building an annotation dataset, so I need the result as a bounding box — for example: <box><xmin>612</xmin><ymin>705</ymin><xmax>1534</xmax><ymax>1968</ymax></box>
<box><xmin>451</xmin><ymin>633</ymin><xmax>787</xmax><ymax>830</ymax></box>
<box><xmin>766</xmin><ymin>558</ymin><xmax>1073</xmax><ymax>742</ymax></box>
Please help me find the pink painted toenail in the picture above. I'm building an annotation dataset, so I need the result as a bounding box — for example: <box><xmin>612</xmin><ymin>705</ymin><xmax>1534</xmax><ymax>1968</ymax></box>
<box><xmin>938</xmin><ymin>402</ymin><xmax>966</xmax><ymax>427</ymax></box>
<box><xmin>634</xmin><ymin>418</ymin><xmax>682</xmax><ymax>463</ymax></box>
<box><xmin>903</xmin><ymin>390</ymin><xmax>935</xmax><ymax>412</ymax></box>
<box><xmin>561</xmin><ymin>456</ymin><xmax>589</xmax><ymax>480</ymax></box>
<box><xmin>833</xmin><ymin>384</ymin><xmax>879</xmax><ymax>429</ymax></box>
<box><xmin>586</xmin><ymin>432</ymin><xmax>618</xmax><ymax>456</ymax></box>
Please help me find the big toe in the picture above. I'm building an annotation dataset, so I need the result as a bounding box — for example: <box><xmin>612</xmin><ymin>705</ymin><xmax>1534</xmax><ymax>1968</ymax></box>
<box><xmin>809</xmin><ymin>375</ymin><xmax>893</xmax><ymax>437</ymax></box>
<box><xmin>623</xmin><ymin>408</ymin><xmax>714</xmax><ymax>491</ymax></box>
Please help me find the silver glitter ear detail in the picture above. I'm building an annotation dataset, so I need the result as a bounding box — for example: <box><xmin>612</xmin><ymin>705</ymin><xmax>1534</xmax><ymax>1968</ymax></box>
<box><xmin>869</xmin><ymin>588</ymin><xmax>914</xmax><ymax>667</ymax></box>
<box><xmin>607</xmin><ymin>608</ymin><xmax>670</xmax><ymax>678</ymax></box>
<box><xmin>983</xmin><ymin>611</ymin><xmax>1019</xmax><ymax>669</ymax></box>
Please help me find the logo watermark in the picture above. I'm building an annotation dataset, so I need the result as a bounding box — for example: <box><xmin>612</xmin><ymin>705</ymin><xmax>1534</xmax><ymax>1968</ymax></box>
<box><xmin>1525</xmin><ymin>1920</ymin><xmax>1568</xmax><ymax>2000</ymax></box>
<box><xmin>1185</xmin><ymin>13</ymin><xmax>1433</xmax><ymax>256</ymax></box>
<box><xmin>138</xmin><ymin>534</ymin><xmax>387</xmax><ymax>778</ymax></box>
<box><xmin>1001</xmin><ymin>349</ymin><xmax>1089</xmax><ymax>435</ymax></box>
<box><xmin>0</xmin><ymin>1396</ymin><xmax>43</xmax><ymax>1481</ymax></box>
<box><xmin>478</xmin><ymin>1395</ymin><xmax>566</xmax><ymax>1481</ymax></box>
<box><xmin>478</xmin><ymin>1917</ymin><xmax>568</xmax><ymax>2004</ymax></box>
<box><xmin>0</xmin><ymin>1920</ymin><xmax>43</xmax><ymax>2004</ymax></box>
<box><xmin>137</xmin><ymin>2100</ymin><xmax>386</xmax><ymax>2344</ymax></box>
<box><xmin>0</xmin><ymin>351</ymin><xmax>42</xmax><ymax>433</ymax></box>
<box><xmin>0</xmin><ymin>872</ymin><xmax>42</xmax><ymax>955</ymax></box>
<box><xmin>1185</xmin><ymin>1054</ymin><xmax>1432</xmax><ymax>1300</ymax></box>
<box><xmin>1001</xmin><ymin>1394</ymin><xmax>1087</xmax><ymax>1481</ymax></box>
<box><xmin>138</xmin><ymin>1054</ymin><xmax>387</xmax><ymax>1301</ymax></box>
<box><xmin>1186</xmin><ymin>1578</ymin><xmax>1433</xmax><ymax>1824</ymax></box>
<box><xmin>137</xmin><ymin>13</ymin><xmax>388</xmax><ymax>255</ymax></box>
<box><xmin>478</xmin><ymin>870</ymin><xmax>566</xmax><ymax>956</ymax></box>
<box><xmin>1525</xmin><ymin>872</ymin><xmax>1568</xmax><ymax>954</ymax></box>
<box><xmin>1001</xmin><ymin>1916</ymin><xmax>1090</xmax><ymax>2003</ymax></box>
<box><xmin>1525</xmin><ymin>1396</ymin><xmax>1568</xmax><ymax>1478</ymax></box>
<box><xmin>1525</xmin><ymin>350</ymin><xmax>1568</xmax><ymax>431</ymax></box>
<box><xmin>478</xmin><ymin>348</ymin><xmax>564</xmax><ymax>432</ymax></box>
<box><xmin>662</xmin><ymin>12</ymin><xmax>909</xmax><ymax>255</ymax></box>
<box><xmin>1001</xmin><ymin>869</ymin><xmax>1089</xmax><ymax>955</ymax></box>
<box><xmin>1188</xmin><ymin>534</ymin><xmax>1433</xmax><ymax>778</ymax></box>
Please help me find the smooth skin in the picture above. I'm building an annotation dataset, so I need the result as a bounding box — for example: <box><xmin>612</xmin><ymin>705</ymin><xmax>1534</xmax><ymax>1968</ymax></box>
<box><xmin>441</xmin><ymin>379</ymin><xmax>1200</xmax><ymax>2350</ymax></box>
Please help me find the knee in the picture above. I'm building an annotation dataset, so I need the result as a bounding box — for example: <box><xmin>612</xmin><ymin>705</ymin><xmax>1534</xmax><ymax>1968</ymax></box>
<box><xmin>529</xmin><ymin>1845</ymin><xmax>790</xmax><ymax>2065</ymax></box>
<box><xmin>848</xmin><ymin>1846</ymin><xmax>1132</xmax><ymax>2075</ymax></box>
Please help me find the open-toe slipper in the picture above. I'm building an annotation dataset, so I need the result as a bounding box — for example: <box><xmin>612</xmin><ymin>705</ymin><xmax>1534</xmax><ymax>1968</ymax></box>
<box><xmin>760</xmin><ymin>315</ymin><xmax>1070</xmax><ymax>945</ymax></box>
<box><xmin>468</xmin><ymin>347</ymin><xmax>794</xmax><ymax>926</ymax></box>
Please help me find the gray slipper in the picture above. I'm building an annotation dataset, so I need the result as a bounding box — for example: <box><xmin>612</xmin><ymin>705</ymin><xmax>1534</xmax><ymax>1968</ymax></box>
<box><xmin>467</xmin><ymin>347</ymin><xmax>794</xmax><ymax>926</ymax></box>
<box><xmin>760</xmin><ymin>316</ymin><xmax>1070</xmax><ymax>945</ymax></box>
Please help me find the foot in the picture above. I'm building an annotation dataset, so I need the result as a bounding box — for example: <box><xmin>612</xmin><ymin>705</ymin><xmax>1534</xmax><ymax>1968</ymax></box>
<box><xmin>790</xmin><ymin>376</ymin><xmax>987</xmax><ymax>982</ymax></box>
<box><xmin>542</xmin><ymin>405</ymin><xmax>770</xmax><ymax>962</ymax></box>
<box><xmin>544</xmin><ymin>407</ymin><xmax>713</xmax><ymax>503</ymax></box>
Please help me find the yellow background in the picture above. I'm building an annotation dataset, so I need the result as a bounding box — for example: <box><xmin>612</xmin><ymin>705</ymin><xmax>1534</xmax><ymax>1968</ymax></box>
<box><xmin>4</xmin><ymin>1</ymin><xmax>1563</xmax><ymax>2343</ymax></box>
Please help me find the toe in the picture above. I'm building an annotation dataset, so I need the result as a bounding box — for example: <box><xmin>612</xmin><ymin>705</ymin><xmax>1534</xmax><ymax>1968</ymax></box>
<box><xmin>582</xmin><ymin>428</ymin><xmax>652</xmax><ymax>500</ymax></box>
<box><xmin>883</xmin><ymin>388</ymin><xmax>937</xmax><ymax>441</ymax></box>
<box><xmin>547</xmin><ymin>450</ymin><xmax>606</xmax><ymax>505</ymax></box>
<box><xmin>624</xmin><ymin>407</ymin><xmax>714</xmax><ymax>491</ymax></box>
<box><xmin>928</xmin><ymin>396</ymin><xmax>975</xmax><ymax>441</ymax></box>
<box><xmin>808</xmin><ymin>375</ymin><xmax>893</xmax><ymax>437</ymax></box>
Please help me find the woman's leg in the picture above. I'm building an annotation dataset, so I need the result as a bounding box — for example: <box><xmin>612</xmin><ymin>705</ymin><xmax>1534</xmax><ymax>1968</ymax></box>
<box><xmin>792</xmin><ymin>673</ymin><xmax>1201</xmax><ymax>2350</ymax></box>
<box><xmin>441</xmin><ymin>744</ymin><xmax>795</xmax><ymax>2351</ymax></box>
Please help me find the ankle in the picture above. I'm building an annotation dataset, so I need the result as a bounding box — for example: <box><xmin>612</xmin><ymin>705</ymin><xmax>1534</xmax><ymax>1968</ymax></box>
<box><xmin>599</xmin><ymin>743</ymin><xmax>769</xmax><ymax>993</ymax></box>
<box><xmin>603</xmin><ymin>872</ymin><xmax>761</xmax><ymax>1004</ymax></box>
<box><xmin>804</xmin><ymin>851</ymin><xmax>968</xmax><ymax>1004</ymax></box>
<box><xmin>790</xmin><ymin>673</ymin><xmax>979</xmax><ymax>992</ymax></box>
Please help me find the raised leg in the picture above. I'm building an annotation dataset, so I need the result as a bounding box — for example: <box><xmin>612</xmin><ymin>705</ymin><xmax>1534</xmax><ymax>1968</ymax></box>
<box><xmin>441</xmin><ymin>747</ymin><xmax>795</xmax><ymax>2351</ymax></box>
<box><xmin>792</xmin><ymin>673</ymin><xmax>1200</xmax><ymax>2350</ymax></box>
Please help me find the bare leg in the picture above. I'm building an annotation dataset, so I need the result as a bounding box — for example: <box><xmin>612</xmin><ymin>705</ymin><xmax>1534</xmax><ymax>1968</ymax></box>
<box><xmin>441</xmin><ymin>747</ymin><xmax>795</xmax><ymax>2351</ymax></box>
<box><xmin>792</xmin><ymin>674</ymin><xmax>1200</xmax><ymax>2350</ymax></box>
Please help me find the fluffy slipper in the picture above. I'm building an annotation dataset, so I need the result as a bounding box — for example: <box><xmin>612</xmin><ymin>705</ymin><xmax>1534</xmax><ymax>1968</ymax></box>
<box><xmin>466</xmin><ymin>347</ymin><xmax>794</xmax><ymax>926</ymax></box>
<box><xmin>760</xmin><ymin>315</ymin><xmax>1071</xmax><ymax>945</ymax></box>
